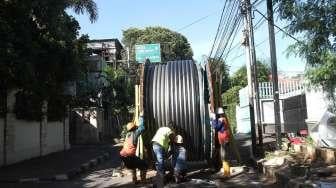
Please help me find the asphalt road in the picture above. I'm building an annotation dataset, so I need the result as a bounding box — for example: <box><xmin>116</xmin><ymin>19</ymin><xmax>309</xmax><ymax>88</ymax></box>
<box><xmin>0</xmin><ymin>134</ymin><xmax>277</xmax><ymax>188</ymax></box>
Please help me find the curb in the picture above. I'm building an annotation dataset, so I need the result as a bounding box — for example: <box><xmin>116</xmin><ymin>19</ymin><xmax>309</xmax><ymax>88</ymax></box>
<box><xmin>275</xmin><ymin>171</ymin><xmax>317</xmax><ymax>188</ymax></box>
<box><xmin>0</xmin><ymin>151</ymin><xmax>111</xmax><ymax>183</ymax></box>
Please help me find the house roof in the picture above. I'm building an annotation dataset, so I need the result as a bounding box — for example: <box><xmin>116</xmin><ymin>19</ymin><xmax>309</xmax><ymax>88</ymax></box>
<box><xmin>88</xmin><ymin>38</ymin><xmax>123</xmax><ymax>50</ymax></box>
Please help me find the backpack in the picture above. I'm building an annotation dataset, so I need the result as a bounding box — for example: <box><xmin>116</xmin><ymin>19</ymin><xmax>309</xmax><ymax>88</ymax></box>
<box><xmin>217</xmin><ymin>117</ymin><xmax>230</xmax><ymax>144</ymax></box>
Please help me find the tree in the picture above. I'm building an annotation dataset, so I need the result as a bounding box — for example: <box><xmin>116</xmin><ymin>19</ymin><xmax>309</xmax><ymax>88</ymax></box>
<box><xmin>274</xmin><ymin>0</ymin><xmax>336</xmax><ymax>108</ymax></box>
<box><xmin>66</xmin><ymin>0</ymin><xmax>98</xmax><ymax>23</ymax></box>
<box><xmin>122</xmin><ymin>27</ymin><xmax>193</xmax><ymax>62</ymax></box>
<box><xmin>103</xmin><ymin>66</ymin><xmax>134</xmax><ymax>112</ymax></box>
<box><xmin>208</xmin><ymin>58</ymin><xmax>230</xmax><ymax>93</ymax></box>
<box><xmin>0</xmin><ymin>0</ymin><xmax>97</xmax><ymax>120</ymax></box>
<box><xmin>230</xmin><ymin>60</ymin><xmax>270</xmax><ymax>88</ymax></box>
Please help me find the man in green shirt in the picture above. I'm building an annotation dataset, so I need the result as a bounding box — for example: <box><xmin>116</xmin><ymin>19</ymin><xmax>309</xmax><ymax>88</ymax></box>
<box><xmin>151</xmin><ymin>124</ymin><xmax>175</xmax><ymax>185</ymax></box>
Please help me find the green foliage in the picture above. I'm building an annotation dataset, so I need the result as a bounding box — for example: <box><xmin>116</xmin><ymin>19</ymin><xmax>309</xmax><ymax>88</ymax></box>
<box><xmin>14</xmin><ymin>91</ymin><xmax>42</xmax><ymax>121</ymax></box>
<box><xmin>0</xmin><ymin>0</ymin><xmax>97</xmax><ymax>120</ymax></box>
<box><xmin>66</xmin><ymin>0</ymin><xmax>98</xmax><ymax>23</ymax></box>
<box><xmin>274</xmin><ymin>0</ymin><xmax>336</xmax><ymax>110</ymax></box>
<box><xmin>208</xmin><ymin>58</ymin><xmax>230</xmax><ymax>93</ymax></box>
<box><xmin>230</xmin><ymin>60</ymin><xmax>270</xmax><ymax>88</ymax></box>
<box><xmin>226</xmin><ymin>103</ymin><xmax>238</xmax><ymax>133</ymax></box>
<box><xmin>222</xmin><ymin>60</ymin><xmax>269</xmax><ymax>133</ymax></box>
<box><xmin>103</xmin><ymin>66</ymin><xmax>134</xmax><ymax>111</ymax></box>
<box><xmin>223</xmin><ymin>86</ymin><xmax>243</xmax><ymax>105</ymax></box>
<box><xmin>122</xmin><ymin>27</ymin><xmax>193</xmax><ymax>62</ymax></box>
<box><xmin>305</xmin><ymin>136</ymin><xmax>315</xmax><ymax>146</ymax></box>
<box><xmin>222</xmin><ymin>86</ymin><xmax>243</xmax><ymax>134</ymax></box>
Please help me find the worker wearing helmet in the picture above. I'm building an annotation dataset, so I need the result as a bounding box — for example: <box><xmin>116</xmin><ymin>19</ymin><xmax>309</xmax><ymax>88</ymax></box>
<box><xmin>172</xmin><ymin>134</ymin><xmax>187</xmax><ymax>183</ymax></box>
<box><xmin>211</xmin><ymin>107</ymin><xmax>230</xmax><ymax>177</ymax></box>
<box><xmin>151</xmin><ymin>123</ymin><xmax>175</xmax><ymax>186</ymax></box>
<box><xmin>120</xmin><ymin>113</ymin><xmax>147</xmax><ymax>183</ymax></box>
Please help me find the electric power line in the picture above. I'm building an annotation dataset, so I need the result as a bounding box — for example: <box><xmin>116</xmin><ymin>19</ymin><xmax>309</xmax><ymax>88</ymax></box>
<box><xmin>252</xmin><ymin>0</ymin><xmax>265</xmax><ymax>7</ymax></box>
<box><xmin>227</xmin><ymin>28</ymin><xmax>281</xmax><ymax>62</ymax></box>
<box><xmin>253</xmin><ymin>8</ymin><xmax>303</xmax><ymax>44</ymax></box>
<box><xmin>216</xmin><ymin>11</ymin><xmax>242</xmax><ymax>59</ymax></box>
<box><xmin>213</xmin><ymin>0</ymin><xmax>241</xmax><ymax>59</ymax></box>
<box><xmin>213</xmin><ymin>0</ymin><xmax>240</xmax><ymax>57</ymax></box>
<box><xmin>176</xmin><ymin>12</ymin><xmax>217</xmax><ymax>32</ymax></box>
<box><xmin>223</xmin><ymin>17</ymin><xmax>243</xmax><ymax>61</ymax></box>
<box><xmin>209</xmin><ymin>0</ymin><xmax>229</xmax><ymax>57</ymax></box>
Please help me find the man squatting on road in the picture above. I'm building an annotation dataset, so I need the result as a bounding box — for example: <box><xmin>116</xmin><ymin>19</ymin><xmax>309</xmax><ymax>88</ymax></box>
<box><xmin>119</xmin><ymin>113</ymin><xmax>148</xmax><ymax>183</ymax></box>
<box><xmin>172</xmin><ymin>134</ymin><xmax>187</xmax><ymax>183</ymax></box>
<box><xmin>151</xmin><ymin>124</ymin><xmax>175</xmax><ymax>186</ymax></box>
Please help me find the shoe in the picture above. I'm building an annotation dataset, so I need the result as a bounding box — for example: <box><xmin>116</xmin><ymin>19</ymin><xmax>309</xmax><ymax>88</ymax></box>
<box><xmin>132</xmin><ymin>170</ymin><xmax>137</xmax><ymax>184</ymax></box>
<box><xmin>140</xmin><ymin>170</ymin><xmax>147</xmax><ymax>183</ymax></box>
<box><xmin>155</xmin><ymin>173</ymin><xmax>164</xmax><ymax>187</ymax></box>
<box><xmin>174</xmin><ymin>176</ymin><xmax>181</xmax><ymax>183</ymax></box>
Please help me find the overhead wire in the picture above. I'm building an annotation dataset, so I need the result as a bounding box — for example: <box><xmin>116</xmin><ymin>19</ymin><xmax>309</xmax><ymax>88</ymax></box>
<box><xmin>222</xmin><ymin>14</ymin><xmax>265</xmax><ymax>58</ymax></box>
<box><xmin>209</xmin><ymin>0</ymin><xmax>241</xmax><ymax>59</ymax></box>
<box><xmin>222</xmin><ymin>17</ymin><xmax>243</xmax><ymax>61</ymax></box>
<box><xmin>209</xmin><ymin>0</ymin><xmax>229</xmax><ymax>57</ymax></box>
<box><xmin>228</xmin><ymin>28</ymin><xmax>282</xmax><ymax>62</ymax></box>
<box><xmin>210</xmin><ymin>0</ymin><xmax>265</xmax><ymax>59</ymax></box>
<box><xmin>213</xmin><ymin>0</ymin><xmax>240</xmax><ymax>58</ymax></box>
<box><xmin>253</xmin><ymin>8</ymin><xmax>302</xmax><ymax>44</ymax></box>
<box><xmin>226</xmin><ymin>3</ymin><xmax>282</xmax><ymax>64</ymax></box>
<box><xmin>217</xmin><ymin>10</ymin><xmax>242</xmax><ymax>59</ymax></box>
<box><xmin>176</xmin><ymin>12</ymin><xmax>217</xmax><ymax>32</ymax></box>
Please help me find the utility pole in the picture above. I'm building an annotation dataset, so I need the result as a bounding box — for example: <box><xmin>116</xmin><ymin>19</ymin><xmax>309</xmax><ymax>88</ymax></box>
<box><xmin>241</xmin><ymin>0</ymin><xmax>256</xmax><ymax>157</ymax></box>
<box><xmin>127</xmin><ymin>47</ymin><xmax>130</xmax><ymax>68</ymax></box>
<box><xmin>241</xmin><ymin>0</ymin><xmax>263</xmax><ymax>155</ymax></box>
<box><xmin>267</xmin><ymin>0</ymin><xmax>282</xmax><ymax>149</ymax></box>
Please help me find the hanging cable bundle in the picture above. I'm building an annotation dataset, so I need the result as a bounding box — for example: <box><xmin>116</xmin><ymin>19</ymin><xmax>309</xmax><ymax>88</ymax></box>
<box><xmin>143</xmin><ymin>60</ymin><xmax>211</xmax><ymax>161</ymax></box>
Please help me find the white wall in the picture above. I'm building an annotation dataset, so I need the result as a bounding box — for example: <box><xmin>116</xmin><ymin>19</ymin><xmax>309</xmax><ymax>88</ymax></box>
<box><xmin>0</xmin><ymin>90</ymin><xmax>70</xmax><ymax>167</ymax></box>
<box><xmin>4</xmin><ymin>118</ymin><xmax>68</xmax><ymax>166</ymax></box>
<box><xmin>44</xmin><ymin>121</ymin><xmax>64</xmax><ymax>155</ymax></box>
<box><xmin>7</xmin><ymin>117</ymin><xmax>40</xmax><ymax>165</ymax></box>
<box><xmin>305</xmin><ymin>89</ymin><xmax>332</xmax><ymax>122</ymax></box>
<box><xmin>260</xmin><ymin>99</ymin><xmax>284</xmax><ymax>124</ymax></box>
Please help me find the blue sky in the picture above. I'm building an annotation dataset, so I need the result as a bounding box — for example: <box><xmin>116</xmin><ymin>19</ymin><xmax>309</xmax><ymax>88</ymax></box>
<box><xmin>69</xmin><ymin>0</ymin><xmax>306</xmax><ymax>74</ymax></box>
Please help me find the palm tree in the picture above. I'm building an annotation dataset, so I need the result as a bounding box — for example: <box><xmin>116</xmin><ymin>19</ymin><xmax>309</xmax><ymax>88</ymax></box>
<box><xmin>67</xmin><ymin>0</ymin><xmax>98</xmax><ymax>23</ymax></box>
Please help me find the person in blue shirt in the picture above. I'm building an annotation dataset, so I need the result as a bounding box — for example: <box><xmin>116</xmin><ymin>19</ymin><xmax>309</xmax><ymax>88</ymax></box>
<box><xmin>211</xmin><ymin>107</ymin><xmax>230</xmax><ymax>176</ymax></box>
<box><xmin>172</xmin><ymin>135</ymin><xmax>187</xmax><ymax>183</ymax></box>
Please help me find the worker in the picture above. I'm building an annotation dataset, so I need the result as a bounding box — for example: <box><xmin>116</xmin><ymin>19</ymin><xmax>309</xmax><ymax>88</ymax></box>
<box><xmin>211</xmin><ymin>107</ymin><xmax>230</xmax><ymax>177</ymax></box>
<box><xmin>172</xmin><ymin>134</ymin><xmax>187</xmax><ymax>183</ymax></box>
<box><xmin>120</xmin><ymin>113</ymin><xmax>147</xmax><ymax>184</ymax></box>
<box><xmin>151</xmin><ymin>123</ymin><xmax>175</xmax><ymax>186</ymax></box>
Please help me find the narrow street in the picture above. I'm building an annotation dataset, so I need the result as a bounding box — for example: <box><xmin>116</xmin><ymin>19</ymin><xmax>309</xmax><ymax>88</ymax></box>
<box><xmin>0</xmin><ymin>136</ymin><xmax>278</xmax><ymax>188</ymax></box>
<box><xmin>2</xmin><ymin>0</ymin><xmax>336</xmax><ymax>187</ymax></box>
<box><xmin>0</xmin><ymin>144</ymin><xmax>276</xmax><ymax>188</ymax></box>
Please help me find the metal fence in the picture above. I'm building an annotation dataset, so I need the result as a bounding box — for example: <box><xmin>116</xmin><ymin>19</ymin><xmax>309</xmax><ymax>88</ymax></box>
<box><xmin>259</xmin><ymin>81</ymin><xmax>304</xmax><ymax>99</ymax></box>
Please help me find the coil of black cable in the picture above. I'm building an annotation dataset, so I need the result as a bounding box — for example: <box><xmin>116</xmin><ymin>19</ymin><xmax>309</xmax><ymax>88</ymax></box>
<box><xmin>143</xmin><ymin>60</ymin><xmax>210</xmax><ymax>161</ymax></box>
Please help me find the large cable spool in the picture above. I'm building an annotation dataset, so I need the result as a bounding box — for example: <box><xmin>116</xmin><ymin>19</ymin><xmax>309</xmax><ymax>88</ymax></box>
<box><xmin>143</xmin><ymin>60</ymin><xmax>211</xmax><ymax>161</ymax></box>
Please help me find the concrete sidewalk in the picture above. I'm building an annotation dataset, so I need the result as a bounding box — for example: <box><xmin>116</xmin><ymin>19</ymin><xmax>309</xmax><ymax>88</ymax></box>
<box><xmin>0</xmin><ymin>145</ymin><xmax>119</xmax><ymax>182</ymax></box>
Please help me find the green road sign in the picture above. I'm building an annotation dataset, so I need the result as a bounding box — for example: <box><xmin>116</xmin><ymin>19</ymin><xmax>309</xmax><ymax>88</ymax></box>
<box><xmin>135</xmin><ymin>43</ymin><xmax>161</xmax><ymax>63</ymax></box>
